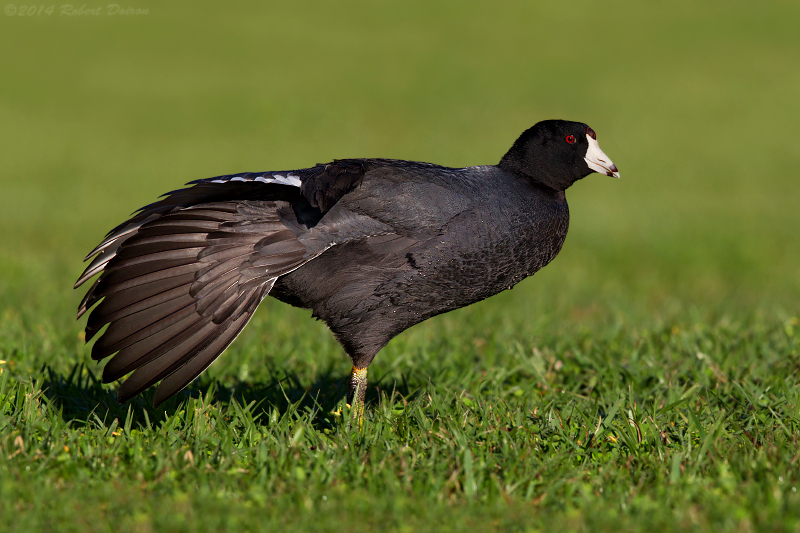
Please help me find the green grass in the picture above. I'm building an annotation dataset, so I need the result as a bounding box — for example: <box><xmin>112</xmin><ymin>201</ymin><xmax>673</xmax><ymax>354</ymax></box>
<box><xmin>1</xmin><ymin>1</ymin><xmax>799</xmax><ymax>531</ymax></box>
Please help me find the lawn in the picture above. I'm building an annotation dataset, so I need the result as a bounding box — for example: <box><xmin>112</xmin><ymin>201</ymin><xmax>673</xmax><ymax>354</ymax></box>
<box><xmin>1</xmin><ymin>1</ymin><xmax>799</xmax><ymax>531</ymax></box>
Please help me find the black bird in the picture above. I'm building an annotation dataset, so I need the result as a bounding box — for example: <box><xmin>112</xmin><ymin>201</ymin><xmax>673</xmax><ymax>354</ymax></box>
<box><xmin>75</xmin><ymin>120</ymin><xmax>619</xmax><ymax>418</ymax></box>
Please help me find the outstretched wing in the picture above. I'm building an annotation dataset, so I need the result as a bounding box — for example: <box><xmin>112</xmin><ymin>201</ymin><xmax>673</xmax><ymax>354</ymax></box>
<box><xmin>78</xmin><ymin>200</ymin><xmax>307</xmax><ymax>405</ymax></box>
<box><xmin>76</xmin><ymin>164</ymin><xmax>371</xmax><ymax>406</ymax></box>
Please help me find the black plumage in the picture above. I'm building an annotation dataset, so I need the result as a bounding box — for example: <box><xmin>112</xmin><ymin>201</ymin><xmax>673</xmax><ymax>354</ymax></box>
<box><xmin>75</xmin><ymin>120</ymin><xmax>619</xmax><ymax>415</ymax></box>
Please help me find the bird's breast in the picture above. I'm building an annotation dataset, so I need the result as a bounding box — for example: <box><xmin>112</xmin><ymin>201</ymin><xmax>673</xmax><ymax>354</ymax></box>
<box><xmin>405</xmin><ymin>193</ymin><xmax>569</xmax><ymax>310</ymax></box>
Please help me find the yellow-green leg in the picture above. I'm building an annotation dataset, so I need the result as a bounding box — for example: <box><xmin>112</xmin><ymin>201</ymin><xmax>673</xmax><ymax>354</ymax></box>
<box><xmin>347</xmin><ymin>366</ymin><xmax>368</xmax><ymax>423</ymax></box>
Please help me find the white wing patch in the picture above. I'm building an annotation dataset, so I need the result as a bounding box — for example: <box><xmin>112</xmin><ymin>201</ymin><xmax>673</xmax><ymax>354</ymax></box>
<box><xmin>210</xmin><ymin>173</ymin><xmax>302</xmax><ymax>187</ymax></box>
<box><xmin>256</xmin><ymin>174</ymin><xmax>302</xmax><ymax>187</ymax></box>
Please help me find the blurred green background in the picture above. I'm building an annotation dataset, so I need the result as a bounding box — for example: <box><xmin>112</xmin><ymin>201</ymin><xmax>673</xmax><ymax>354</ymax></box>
<box><xmin>1</xmin><ymin>1</ymin><xmax>800</xmax><ymax>530</ymax></box>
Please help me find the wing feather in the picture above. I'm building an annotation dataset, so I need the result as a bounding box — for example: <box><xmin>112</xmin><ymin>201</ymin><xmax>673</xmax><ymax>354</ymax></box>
<box><xmin>77</xmin><ymin>198</ymin><xmax>310</xmax><ymax>406</ymax></box>
<box><xmin>76</xmin><ymin>161</ymin><xmax>387</xmax><ymax>406</ymax></box>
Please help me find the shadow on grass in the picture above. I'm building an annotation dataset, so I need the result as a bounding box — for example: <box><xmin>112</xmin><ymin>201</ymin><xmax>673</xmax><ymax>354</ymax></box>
<box><xmin>38</xmin><ymin>363</ymin><xmax>417</xmax><ymax>431</ymax></box>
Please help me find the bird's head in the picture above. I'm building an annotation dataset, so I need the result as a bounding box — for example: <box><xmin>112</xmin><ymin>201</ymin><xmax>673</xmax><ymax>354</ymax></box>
<box><xmin>499</xmin><ymin>120</ymin><xmax>619</xmax><ymax>191</ymax></box>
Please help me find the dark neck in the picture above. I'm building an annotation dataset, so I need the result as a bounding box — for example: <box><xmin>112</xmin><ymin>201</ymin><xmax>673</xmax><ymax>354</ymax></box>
<box><xmin>498</xmin><ymin>149</ymin><xmax>574</xmax><ymax>192</ymax></box>
<box><xmin>497</xmin><ymin>157</ymin><xmax>569</xmax><ymax>193</ymax></box>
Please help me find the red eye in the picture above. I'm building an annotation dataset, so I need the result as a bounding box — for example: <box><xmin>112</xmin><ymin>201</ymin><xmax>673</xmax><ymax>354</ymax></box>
<box><xmin>565</xmin><ymin>135</ymin><xmax>575</xmax><ymax>144</ymax></box>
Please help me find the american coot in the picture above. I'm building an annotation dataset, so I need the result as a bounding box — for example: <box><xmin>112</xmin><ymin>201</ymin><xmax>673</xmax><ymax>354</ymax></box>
<box><xmin>75</xmin><ymin>120</ymin><xmax>619</xmax><ymax>419</ymax></box>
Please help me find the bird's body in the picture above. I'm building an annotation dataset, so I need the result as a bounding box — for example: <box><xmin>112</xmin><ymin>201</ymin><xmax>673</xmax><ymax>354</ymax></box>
<box><xmin>76</xmin><ymin>120</ymin><xmax>619</xmax><ymax>416</ymax></box>
<box><xmin>273</xmin><ymin>160</ymin><xmax>570</xmax><ymax>367</ymax></box>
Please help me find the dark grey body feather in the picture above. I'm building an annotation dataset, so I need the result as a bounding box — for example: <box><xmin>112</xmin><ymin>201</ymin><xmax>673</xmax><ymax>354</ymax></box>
<box><xmin>271</xmin><ymin>162</ymin><xmax>569</xmax><ymax>368</ymax></box>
